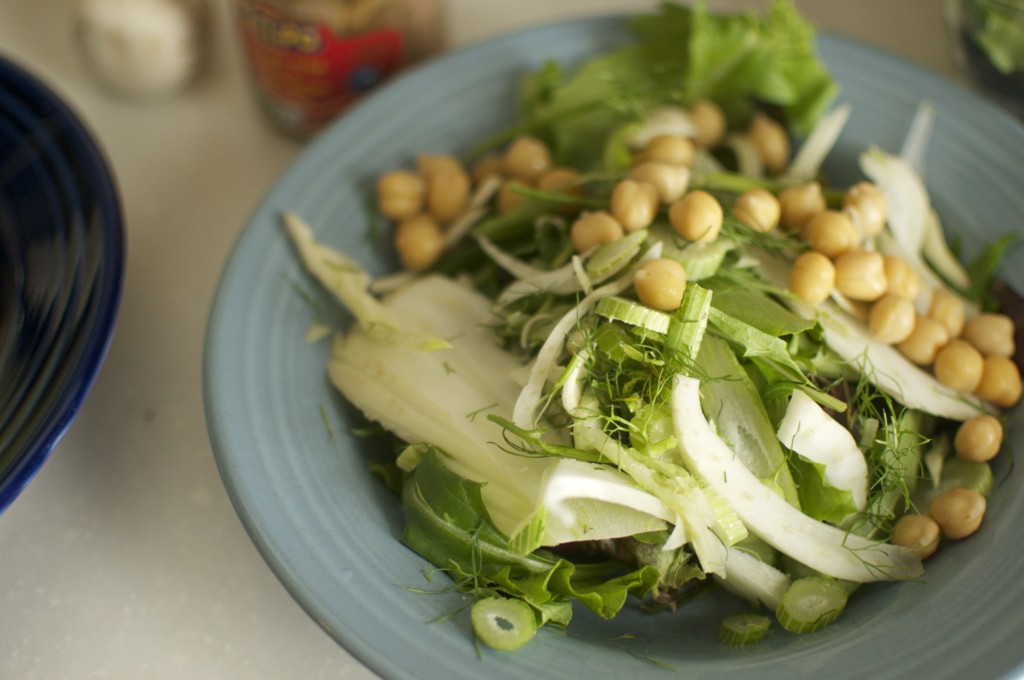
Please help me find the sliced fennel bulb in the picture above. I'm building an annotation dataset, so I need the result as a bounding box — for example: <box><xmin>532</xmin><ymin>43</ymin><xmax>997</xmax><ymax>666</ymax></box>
<box><xmin>779</xmin><ymin>103</ymin><xmax>852</xmax><ymax>184</ymax></box>
<box><xmin>539</xmin><ymin>459</ymin><xmax>673</xmax><ymax>545</ymax></box>
<box><xmin>776</xmin><ymin>389</ymin><xmax>868</xmax><ymax>511</ymax></box>
<box><xmin>482</xmin><ymin>229</ymin><xmax>648</xmax><ymax>308</ymax></box>
<box><xmin>327</xmin><ymin>276</ymin><xmax>546</xmax><ymax>539</ymax></box>
<box><xmin>287</xmin><ymin>219</ymin><xmax>675</xmax><ymax>550</ymax></box>
<box><xmin>814</xmin><ymin>303</ymin><xmax>988</xmax><ymax>421</ymax></box>
<box><xmin>671</xmin><ymin>375</ymin><xmax>923</xmax><ymax>583</ymax></box>
<box><xmin>859</xmin><ymin>147</ymin><xmax>972</xmax><ymax>294</ymax></box>
<box><xmin>716</xmin><ymin>545</ymin><xmax>792</xmax><ymax>610</ymax></box>
<box><xmin>283</xmin><ymin>212</ymin><xmax>450</xmax><ymax>351</ymax></box>
<box><xmin>329</xmin><ymin>275</ymin><xmax>675</xmax><ymax>550</ymax></box>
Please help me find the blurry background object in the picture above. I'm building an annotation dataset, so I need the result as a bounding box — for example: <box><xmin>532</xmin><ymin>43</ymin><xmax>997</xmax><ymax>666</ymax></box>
<box><xmin>948</xmin><ymin>0</ymin><xmax>1024</xmax><ymax>115</ymax></box>
<box><xmin>76</xmin><ymin>0</ymin><xmax>210</xmax><ymax>99</ymax></box>
<box><xmin>232</xmin><ymin>0</ymin><xmax>445</xmax><ymax>138</ymax></box>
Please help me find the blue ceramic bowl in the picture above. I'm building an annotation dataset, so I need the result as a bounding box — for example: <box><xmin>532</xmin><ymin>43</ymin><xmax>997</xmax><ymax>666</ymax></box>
<box><xmin>0</xmin><ymin>55</ymin><xmax>125</xmax><ymax>512</ymax></box>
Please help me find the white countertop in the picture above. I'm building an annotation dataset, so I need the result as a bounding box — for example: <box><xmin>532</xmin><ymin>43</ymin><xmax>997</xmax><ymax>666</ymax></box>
<box><xmin>0</xmin><ymin>1</ymin><xmax>967</xmax><ymax>678</ymax></box>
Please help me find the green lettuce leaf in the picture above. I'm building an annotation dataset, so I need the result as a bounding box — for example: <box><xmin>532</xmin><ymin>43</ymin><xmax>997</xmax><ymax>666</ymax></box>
<box><xmin>400</xmin><ymin>450</ymin><xmax>661</xmax><ymax>624</ymax></box>
<box><xmin>632</xmin><ymin>0</ymin><xmax>838</xmax><ymax>133</ymax></box>
<box><xmin>789</xmin><ymin>456</ymin><xmax>859</xmax><ymax>525</ymax></box>
<box><xmin>705</xmin><ymin>283</ymin><xmax>817</xmax><ymax>337</ymax></box>
<box><xmin>965</xmin><ymin>232</ymin><xmax>1024</xmax><ymax>310</ymax></box>
<box><xmin>969</xmin><ymin>2</ymin><xmax>1024</xmax><ymax>74</ymax></box>
<box><xmin>510</xmin><ymin>0</ymin><xmax>837</xmax><ymax>170</ymax></box>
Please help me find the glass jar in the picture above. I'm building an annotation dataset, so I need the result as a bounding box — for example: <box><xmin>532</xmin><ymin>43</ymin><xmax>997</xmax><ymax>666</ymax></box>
<box><xmin>233</xmin><ymin>0</ymin><xmax>445</xmax><ymax>138</ymax></box>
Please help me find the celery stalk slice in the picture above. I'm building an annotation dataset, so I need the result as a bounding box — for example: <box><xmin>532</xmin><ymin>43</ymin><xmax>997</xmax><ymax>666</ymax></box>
<box><xmin>775</xmin><ymin>576</ymin><xmax>848</xmax><ymax>634</ymax></box>
<box><xmin>717</xmin><ymin>613</ymin><xmax>772</xmax><ymax>645</ymax></box>
<box><xmin>595</xmin><ymin>296</ymin><xmax>672</xmax><ymax>334</ymax></box>
<box><xmin>471</xmin><ymin>597</ymin><xmax>538</xmax><ymax>651</ymax></box>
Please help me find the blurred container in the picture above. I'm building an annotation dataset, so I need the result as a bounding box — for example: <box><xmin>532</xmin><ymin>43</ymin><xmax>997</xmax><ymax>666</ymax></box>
<box><xmin>233</xmin><ymin>0</ymin><xmax>445</xmax><ymax>138</ymax></box>
<box><xmin>948</xmin><ymin>0</ymin><xmax>1024</xmax><ymax>115</ymax></box>
<box><xmin>76</xmin><ymin>0</ymin><xmax>210</xmax><ymax>100</ymax></box>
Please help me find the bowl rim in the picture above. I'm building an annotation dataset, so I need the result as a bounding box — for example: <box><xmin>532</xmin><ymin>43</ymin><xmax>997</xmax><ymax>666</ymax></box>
<box><xmin>0</xmin><ymin>54</ymin><xmax>126</xmax><ymax>513</ymax></box>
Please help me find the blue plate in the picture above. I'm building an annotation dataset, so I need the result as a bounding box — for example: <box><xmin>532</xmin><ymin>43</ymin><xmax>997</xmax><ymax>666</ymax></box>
<box><xmin>204</xmin><ymin>16</ymin><xmax>1024</xmax><ymax>680</ymax></box>
<box><xmin>0</xmin><ymin>56</ymin><xmax>124</xmax><ymax>512</ymax></box>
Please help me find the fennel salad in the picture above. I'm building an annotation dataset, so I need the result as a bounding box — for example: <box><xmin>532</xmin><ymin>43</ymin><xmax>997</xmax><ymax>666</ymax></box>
<box><xmin>284</xmin><ymin>1</ymin><xmax>1022</xmax><ymax>652</ymax></box>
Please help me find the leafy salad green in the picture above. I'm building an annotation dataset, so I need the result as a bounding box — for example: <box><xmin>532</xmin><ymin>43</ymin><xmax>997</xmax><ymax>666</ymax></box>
<box><xmin>959</xmin><ymin>0</ymin><xmax>1024</xmax><ymax>75</ymax></box>
<box><xmin>285</xmin><ymin>0</ymin><xmax>1020</xmax><ymax>653</ymax></box>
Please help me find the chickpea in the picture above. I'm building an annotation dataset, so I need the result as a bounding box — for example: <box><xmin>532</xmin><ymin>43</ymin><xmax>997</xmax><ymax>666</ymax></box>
<box><xmin>747</xmin><ymin>112</ymin><xmax>790</xmax><ymax>174</ymax></box>
<box><xmin>803</xmin><ymin>210</ymin><xmax>859</xmax><ymax>258</ymax></box>
<box><xmin>974</xmin><ymin>355</ymin><xmax>1023</xmax><ymax>407</ymax></box>
<box><xmin>733</xmin><ymin>188</ymin><xmax>781</xmax><ymax>233</ymax></box>
<box><xmin>641</xmin><ymin>134</ymin><xmax>695</xmax><ymax>167</ymax></box>
<box><xmin>669</xmin><ymin>190</ymin><xmax>724</xmax><ymax>243</ymax></box>
<box><xmin>843</xmin><ymin>181</ymin><xmax>888</xmax><ymax>237</ymax></box>
<box><xmin>963</xmin><ymin>313</ymin><xmax>1016</xmax><ymax>358</ymax></box>
<box><xmin>634</xmin><ymin>257</ymin><xmax>688</xmax><ymax>311</ymax></box>
<box><xmin>930</xmin><ymin>487</ymin><xmax>986</xmax><ymax>540</ymax></box>
<box><xmin>779</xmin><ymin>182</ymin><xmax>827</xmax><ymax>232</ymax></box>
<box><xmin>611</xmin><ymin>179</ymin><xmax>660</xmax><ymax>232</ymax></box>
<box><xmin>897</xmin><ymin>316</ymin><xmax>950</xmax><ymax>366</ymax></box>
<box><xmin>416</xmin><ymin>153</ymin><xmax>464</xmax><ymax>179</ymax></box>
<box><xmin>571</xmin><ymin>211</ymin><xmax>624</xmax><ymax>252</ymax></box>
<box><xmin>883</xmin><ymin>256</ymin><xmax>921</xmax><ymax>301</ymax></box>
<box><xmin>630</xmin><ymin>162</ymin><xmax>690</xmax><ymax>203</ymax></box>
<box><xmin>502</xmin><ymin>135</ymin><xmax>551</xmax><ymax>183</ymax></box>
<box><xmin>689</xmin><ymin>99</ymin><xmax>728</xmax><ymax>148</ymax></box>
<box><xmin>891</xmin><ymin>514</ymin><xmax>941</xmax><ymax>560</ymax></box>
<box><xmin>834</xmin><ymin>250</ymin><xmax>888</xmax><ymax>302</ymax></box>
<box><xmin>789</xmin><ymin>251</ymin><xmax>836</xmax><ymax>305</ymax></box>
<box><xmin>536</xmin><ymin>167</ymin><xmax>581</xmax><ymax>195</ymax></box>
<box><xmin>426</xmin><ymin>170</ymin><xmax>470</xmax><ymax>224</ymax></box>
<box><xmin>869</xmin><ymin>294</ymin><xmax>917</xmax><ymax>345</ymax></box>
<box><xmin>934</xmin><ymin>339</ymin><xmax>985</xmax><ymax>393</ymax></box>
<box><xmin>536</xmin><ymin>167</ymin><xmax>582</xmax><ymax>214</ymax></box>
<box><xmin>955</xmin><ymin>414</ymin><xmax>1004</xmax><ymax>463</ymax></box>
<box><xmin>928</xmin><ymin>288</ymin><xmax>966</xmax><ymax>338</ymax></box>
<box><xmin>471</xmin><ymin>154</ymin><xmax>504</xmax><ymax>184</ymax></box>
<box><xmin>497</xmin><ymin>180</ymin><xmax>527</xmax><ymax>215</ymax></box>
<box><xmin>376</xmin><ymin>169</ymin><xmax>425</xmax><ymax>220</ymax></box>
<box><xmin>394</xmin><ymin>215</ymin><xmax>445</xmax><ymax>272</ymax></box>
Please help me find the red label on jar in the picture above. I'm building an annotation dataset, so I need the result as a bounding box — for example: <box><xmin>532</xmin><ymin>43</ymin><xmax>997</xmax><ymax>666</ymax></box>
<box><xmin>237</xmin><ymin>2</ymin><xmax>407</xmax><ymax>137</ymax></box>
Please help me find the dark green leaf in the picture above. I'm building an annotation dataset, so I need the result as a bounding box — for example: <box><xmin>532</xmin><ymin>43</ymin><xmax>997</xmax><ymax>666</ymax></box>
<box><xmin>400</xmin><ymin>451</ymin><xmax>660</xmax><ymax>622</ymax></box>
